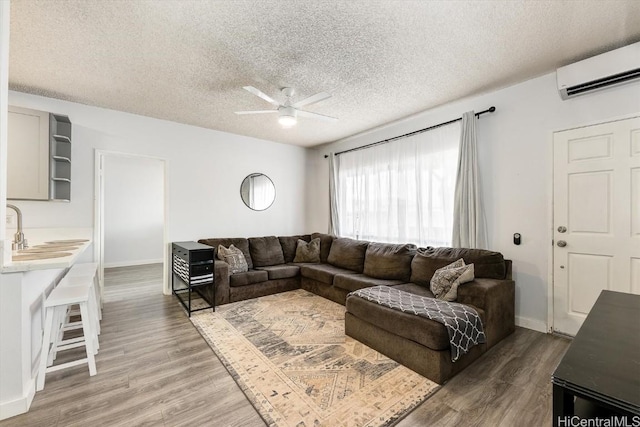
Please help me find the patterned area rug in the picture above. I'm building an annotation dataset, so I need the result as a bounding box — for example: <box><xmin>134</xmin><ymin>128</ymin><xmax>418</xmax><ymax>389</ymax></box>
<box><xmin>190</xmin><ymin>289</ymin><xmax>439</xmax><ymax>427</ymax></box>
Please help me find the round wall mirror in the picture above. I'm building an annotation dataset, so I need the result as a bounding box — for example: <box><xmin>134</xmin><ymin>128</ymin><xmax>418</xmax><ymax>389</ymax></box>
<box><xmin>240</xmin><ymin>173</ymin><xmax>276</xmax><ymax>211</ymax></box>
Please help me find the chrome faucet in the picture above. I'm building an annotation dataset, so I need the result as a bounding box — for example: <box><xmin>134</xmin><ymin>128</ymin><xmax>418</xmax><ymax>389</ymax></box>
<box><xmin>6</xmin><ymin>204</ymin><xmax>28</xmax><ymax>250</ymax></box>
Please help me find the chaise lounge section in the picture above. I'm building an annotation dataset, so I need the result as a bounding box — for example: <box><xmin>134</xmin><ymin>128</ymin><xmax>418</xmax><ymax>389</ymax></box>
<box><xmin>345</xmin><ymin>247</ymin><xmax>515</xmax><ymax>384</ymax></box>
<box><xmin>197</xmin><ymin>233</ymin><xmax>515</xmax><ymax>384</ymax></box>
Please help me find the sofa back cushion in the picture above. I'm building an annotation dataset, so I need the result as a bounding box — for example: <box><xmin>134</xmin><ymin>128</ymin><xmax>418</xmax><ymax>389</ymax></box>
<box><xmin>363</xmin><ymin>242</ymin><xmax>417</xmax><ymax>281</ymax></box>
<box><xmin>248</xmin><ymin>236</ymin><xmax>286</xmax><ymax>267</ymax></box>
<box><xmin>278</xmin><ymin>234</ymin><xmax>311</xmax><ymax>263</ymax></box>
<box><xmin>327</xmin><ymin>237</ymin><xmax>369</xmax><ymax>272</ymax></box>
<box><xmin>410</xmin><ymin>246</ymin><xmax>506</xmax><ymax>286</ymax></box>
<box><xmin>311</xmin><ymin>232</ymin><xmax>335</xmax><ymax>263</ymax></box>
<box><xmin>198</xmin><ymin>237</ymin><xmax>253</xmax><ymax>269</ymax></box>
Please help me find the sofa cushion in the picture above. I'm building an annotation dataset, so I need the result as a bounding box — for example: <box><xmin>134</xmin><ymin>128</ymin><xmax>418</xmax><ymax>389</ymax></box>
<box><xmin>333</xmin><ymin>273</ymin><xmax>403</xmax><ymax>293</ymax></box>
<box><xmin>229</xmin><ymin>270</ymin><xmax>269</xmax><ymax>287</ymax></box>
<box><xmin>248</xmin><ymin>236</ymin><xmax>285</xmax><ymax>267</ymax></box>
<box><xmin>300</xmin><ymin>264</ymin><xmax>358</xmax><ymax>285</ymax></box>
<box><xmin>430</xmin><ymin>260</ymin><xmax>475</xmax><ymax>301</ymax></box>
<box><xmin>278</xmin><ymin>235</ymin><xmax>311</xmax><ymax>263</ymax></box>
<box><xmin>199</xmin><ymin>238</ymin><xmax>253</xmax><ymax>269</ymax></box>
<box><xmin>346</xmin><ymin>290</ymin><xmax>485</xmax><ymax>351</ymax></box>
<box><xmin>392</xmin><ymin>282</ymin><xmax>435</xmax><ymax>298</ymax></box>
<box><xmin>255</xmin><ymin>265</ymin><xmax>300</xmax><ymax>280</ymax></box>
<box><xmin>293</xmin><ymin>238</ymin><xmax>321</xmax><ymax>263</ymax></box>
<box><xmin>346</xmin><ymin>292</ymin><xmax>449</xmax><ymax>350</ymax></box>
<box><xmin>410</xmin><ymin>247</ymin><xmax>506</xmax><ymax>286</ymax></box>
<box><xmin>217</xmin><ymin>244</ymin><xmax>249</xmax><ymax>274</ymax></box>
<box><xmin>363</xmin><ymin>242</ymin><xmax>416</xmax><ymax>281</ymax></box>
<box><xmin>327</xmin><ymin>238</ymin><xmax>369</xmax><ymax>272</ymax></box>
<box><xmin>311</xmin><ymin>232</ymin><xmax>335</xmax><ymax>263</ymax></box>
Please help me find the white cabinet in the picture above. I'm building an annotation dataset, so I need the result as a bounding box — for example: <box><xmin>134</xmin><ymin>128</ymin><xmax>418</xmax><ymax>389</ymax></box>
<box><xmin>7</xmin><ymin>107</ymin><xmax>72</xmax><ymax>201</ymax></box>
<box><xmin>7</xmin><ymin>106</ymin><xmax>50</xmax><ymax>200</ymax></box>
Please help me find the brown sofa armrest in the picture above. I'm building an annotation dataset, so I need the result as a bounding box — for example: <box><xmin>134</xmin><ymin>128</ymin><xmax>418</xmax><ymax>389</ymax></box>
<box><xmin>504</xmin><ymin>260</ymin><xmax>513</xmax><ymax>280</ymax></box>
<box><xmin>214</xmin><ymin>260</ymin><xmax>230</xmax><ymax>305</ymax></box>
<box><xmin>457</xmin><ymin>277</ymin><xmax>515</xmax><ymax>348</ymax></box>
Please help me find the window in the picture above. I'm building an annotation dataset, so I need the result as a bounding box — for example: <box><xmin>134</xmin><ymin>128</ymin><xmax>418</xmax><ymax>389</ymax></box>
<box><xmin>334</xmin><ymin>121</ymin><xmax>460</xmax><ymax>247</ymax></box>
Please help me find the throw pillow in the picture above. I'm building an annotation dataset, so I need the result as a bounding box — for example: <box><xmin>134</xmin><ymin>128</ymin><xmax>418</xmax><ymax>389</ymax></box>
<box><xmin>293</xmin><ymin>238</ymin><xmax>321</xmax><ymax>263</ymax></box>
<box><xmin>217</xmin><ymin>244</ymin><xmax>249</xmax><ymax>274</ymax></box>
<box><xmin>430</xmin><ymin>258</ymin><xmax>475</xmax><ymax>302</ymax></box>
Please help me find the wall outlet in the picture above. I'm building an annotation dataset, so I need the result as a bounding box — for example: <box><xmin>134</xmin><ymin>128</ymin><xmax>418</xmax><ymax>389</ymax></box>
<box><xmin>6</xmin><ymin>214</ymin><xmax>14</xmax><ymax>226</ymax></box>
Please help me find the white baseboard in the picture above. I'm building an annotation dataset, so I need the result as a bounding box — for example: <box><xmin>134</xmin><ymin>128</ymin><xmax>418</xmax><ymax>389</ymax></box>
<box><xmin>104</xmin><ymin>258</ymin><xmax>163</xmax><ymax>269</ymax></box>
<box><xmin>515</xmin><ymin>316</ymin><xmax>548</xmax><ymax>333</ymax></box>
<box><xmin>0</xmin><ymin>378</ymin><xmax>35</xmax><ymax>421</ymax></box>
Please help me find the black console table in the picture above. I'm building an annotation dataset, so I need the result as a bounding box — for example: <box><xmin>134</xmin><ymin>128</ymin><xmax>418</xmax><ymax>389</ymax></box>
<box><xmin>171</xmin><ymin>241</ymin><xmax>215</xmax><ymax>316</ymax></box>
<box><xmin>552</xmin><ymin>290</ymin><xmax>640</xmax><ymax>426</ymax></box>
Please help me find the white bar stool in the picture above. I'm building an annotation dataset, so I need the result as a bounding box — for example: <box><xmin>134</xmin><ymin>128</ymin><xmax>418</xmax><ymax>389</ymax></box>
<box><xmin>66</xmin><ymin>262</ymin><xmax>102</xmax><ymax>318</ymax></box>
<box><xmin>37</xmin><ymin>285</ymin><xmax>97</xmax><ymax>391</ymax></box>
<box><xmin>51</xmin><ymin>275</ymin><xmax>101</xmax><ymax>365</ymax></box>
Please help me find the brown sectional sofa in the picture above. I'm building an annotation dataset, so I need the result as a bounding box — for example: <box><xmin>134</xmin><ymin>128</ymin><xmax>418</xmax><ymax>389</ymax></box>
<box><xmin>198</xmin><ymin>233</ymin><xmax>515</xmax><ymax>384</ymax></box>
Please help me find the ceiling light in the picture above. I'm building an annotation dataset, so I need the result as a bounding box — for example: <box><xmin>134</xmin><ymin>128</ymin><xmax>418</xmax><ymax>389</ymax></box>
<box><xmin>278</xmin><ymin>106</ymin><xmax>297</xmax><ymax>128</ymax></box>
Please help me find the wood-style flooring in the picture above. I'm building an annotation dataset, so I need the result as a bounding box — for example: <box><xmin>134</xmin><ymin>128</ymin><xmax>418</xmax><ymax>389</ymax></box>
<box><xmin>1</xmin><ymin>264</ymin><xmax>570</xmax><ymax>427</ymax></box>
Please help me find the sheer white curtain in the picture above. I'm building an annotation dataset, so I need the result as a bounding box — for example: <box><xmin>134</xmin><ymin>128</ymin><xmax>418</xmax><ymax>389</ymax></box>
<box><xmin>334</xmin><ymin>122</ymin><xmax>461</xmax><ymax>246</ymax></box>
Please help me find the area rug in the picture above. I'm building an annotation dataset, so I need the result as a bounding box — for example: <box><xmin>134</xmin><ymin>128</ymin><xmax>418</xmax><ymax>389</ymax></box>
<box><xmin>190</xmin><ymin>289</ymin><xmax>440</xmax><ymax>427</ymax></box>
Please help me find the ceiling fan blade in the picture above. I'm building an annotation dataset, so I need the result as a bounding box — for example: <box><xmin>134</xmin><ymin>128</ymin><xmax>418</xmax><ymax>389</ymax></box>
<box><xmin>297</xmin><ymin>109</ymin><xmax>338</xmax><ymax>122</ymax></box>
<box><xmin>243</xmin><ymin>86</ymin><xmax>280</xmax><ymax>107</ymax></box>
<box><xmin>292</xmin><ymin>92</ymin><xmax>331</xmax><ymax>108</ymax></box>
<box><xmin>234</xmin><ymin>110</ymin><xmax>278</xmax><ymax>115</ymax></box>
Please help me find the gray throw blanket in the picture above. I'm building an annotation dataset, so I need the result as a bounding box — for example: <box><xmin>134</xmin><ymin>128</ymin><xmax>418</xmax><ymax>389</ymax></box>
<box><xmin>350</xmin><ymin>285</ymin><xmax>486</xmax><ymax>362</ymax></box>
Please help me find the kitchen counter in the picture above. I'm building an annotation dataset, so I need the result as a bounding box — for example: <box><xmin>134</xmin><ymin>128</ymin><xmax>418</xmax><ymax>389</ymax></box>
<box><xmin>1</xmin><ymin>227</ymin><xmax>93</xmax><ymax>273</ymax></box>
<box><xmin>0</xmin><ymin>227</ymin><xmax>94</xmax><ymax>420</ymax></box>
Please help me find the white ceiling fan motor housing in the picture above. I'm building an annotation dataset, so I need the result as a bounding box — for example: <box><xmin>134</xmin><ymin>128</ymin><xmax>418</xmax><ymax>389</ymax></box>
<box><xmin>278</xmin><ymin>106</ymin><xmax>297</xmax><ymax>127</ymax></box>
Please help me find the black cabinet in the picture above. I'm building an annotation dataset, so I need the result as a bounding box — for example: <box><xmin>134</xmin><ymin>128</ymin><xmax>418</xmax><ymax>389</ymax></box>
<box><xmin>172</xmin><ymin>241</ymin><xmax>215</xmax><ymax>316</ymax></box>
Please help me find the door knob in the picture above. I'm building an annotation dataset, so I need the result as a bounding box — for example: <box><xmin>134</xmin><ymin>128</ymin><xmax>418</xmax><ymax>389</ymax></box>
<box><xmin>557</xmin><ymin>240</ymin><xmax>567</xmax><ymax>247</ymax></box>
<box><xmin>557</xmin><ymin>226</ymin><xmax>567</xmax><ymax>233</ymax></box>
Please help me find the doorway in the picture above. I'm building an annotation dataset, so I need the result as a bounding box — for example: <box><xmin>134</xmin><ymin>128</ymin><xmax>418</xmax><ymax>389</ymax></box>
<box><xmin>552</xmin><ymin>116</ymin><xmax>640</xmax><ymax>335</ymax></box>
<box><xmin>94</xmin><ymin>151</ymin><xmax>168</xmax><ymax>303</ymax></box>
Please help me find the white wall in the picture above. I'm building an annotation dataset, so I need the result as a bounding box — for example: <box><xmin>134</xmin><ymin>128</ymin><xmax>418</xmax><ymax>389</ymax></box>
<box><xmin>103</xmin><ymin>154</ymin><xmax>164</xmax><ymax>267</ymax></box>
<box><xmin>7</xmin><ymin>91</ymin><xmax>309</xmax><ymax>244</ymax></box>
<box><xmin>0</xmin><ymin>0</ymin><xmax>9</xmax><ymax>247</ymax></box>
<box><xmin>308</xmin><ymin>73</ymin><xmax>640</xmax><ymax>332</ymax></box>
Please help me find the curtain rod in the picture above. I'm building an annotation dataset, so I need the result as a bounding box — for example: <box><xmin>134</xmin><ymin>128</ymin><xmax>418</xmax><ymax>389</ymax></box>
<box><xmin>324</xmin><ymin>106</ymin><xmax>496</xmax><ymax>158</ymax></box>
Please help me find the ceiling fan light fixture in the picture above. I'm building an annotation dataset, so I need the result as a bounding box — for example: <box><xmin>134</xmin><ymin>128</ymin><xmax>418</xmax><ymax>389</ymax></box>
<box><xmin>278</xmin><ymin>106</ymin><xmax>297</xmax><ymax>128</ymax></box>
<box><xmin>237</xmin><ymin>86</ymin><xmax>337</xmax><ymax>127</ymax></box>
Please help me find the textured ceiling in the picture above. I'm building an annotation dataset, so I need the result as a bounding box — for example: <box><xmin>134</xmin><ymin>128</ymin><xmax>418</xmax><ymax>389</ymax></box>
<box><xmin>8</xmin><ymin>0</ymin><xmax>640</xmax><ymax>147</ymax></box>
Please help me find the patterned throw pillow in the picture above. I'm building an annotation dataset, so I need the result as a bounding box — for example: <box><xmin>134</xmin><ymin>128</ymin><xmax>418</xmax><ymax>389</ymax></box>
<box><xmin>293</xmin><ymin>238</ymin><xmax>321</xmax><ymax>263</ymax></box>
<box><xmin>430</xmin><ymin>258</ymin><xmax>475</xmax><ymax>302</ymax></box>
<box><xmin>217</xmin><ymin>244</ymin><xmax>249</xmax><ymax>274</ymax></box>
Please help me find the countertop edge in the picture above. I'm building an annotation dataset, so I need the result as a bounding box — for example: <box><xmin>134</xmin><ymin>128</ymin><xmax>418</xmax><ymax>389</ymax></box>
<box><xmin>1</xmin><ymin>228</ymin><xmax>93</xmax><ymax>273</ymax></box>
<box><xmin>1</xmin><ymin>246</ymin><xmax>88</xmax><ymax>273</ymax></box>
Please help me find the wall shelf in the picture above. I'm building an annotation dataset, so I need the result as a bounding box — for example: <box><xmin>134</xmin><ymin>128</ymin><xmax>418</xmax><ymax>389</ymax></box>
<box><xmin>49</xmin><ymin>114</ymin><xmax>72</xmax><ymax>201</ymax></box>
<box><xmin>52</xmin><ymin>134</ymin><xmax>71</xmax><ymax>143</ymax></box>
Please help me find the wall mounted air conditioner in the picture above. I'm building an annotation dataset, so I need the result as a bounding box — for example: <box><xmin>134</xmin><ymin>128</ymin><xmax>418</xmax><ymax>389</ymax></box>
<box><xmin>557</xmin><ymin>41</ymin><xmax>640</xmax><ymax>100</ymax></box>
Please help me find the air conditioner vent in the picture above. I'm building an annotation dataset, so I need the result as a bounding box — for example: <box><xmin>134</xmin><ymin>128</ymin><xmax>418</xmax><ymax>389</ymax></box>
<box><xmin>566</xmin><ymin>68</ymin><xmax>640</xmax><ymax>97</ymax></box>
<box><xmin>557</xmin><ymin>42</ymin><xmax>640</xmax><ymax>100</ymax></box>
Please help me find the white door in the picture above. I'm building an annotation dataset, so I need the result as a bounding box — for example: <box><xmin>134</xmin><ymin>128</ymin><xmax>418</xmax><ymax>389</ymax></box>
<box><xmin>553</xmin><ymin>116</ymin><xmax>640</xmax><ymax>336</ymax></box>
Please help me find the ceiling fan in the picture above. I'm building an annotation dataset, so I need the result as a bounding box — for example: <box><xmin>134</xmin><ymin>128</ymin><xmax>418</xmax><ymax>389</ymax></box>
<box><xmin>235</xmin><ymin>86</ymin><xmax>338</xmax><ymax>128</ymax></box>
